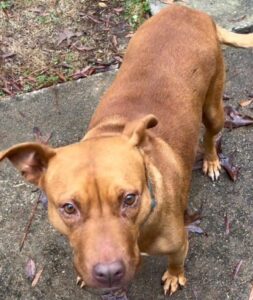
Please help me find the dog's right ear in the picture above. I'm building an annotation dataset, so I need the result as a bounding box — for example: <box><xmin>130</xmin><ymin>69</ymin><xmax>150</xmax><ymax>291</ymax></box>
<box><xmin>123</xmin><ymin>114</ymin><xmax>158</xmax><ymax>146</ymax></box>
<box><xmin>0</xmin><ymin>142</ymin><xmax>56</xmax><ymax>185</ymax></box>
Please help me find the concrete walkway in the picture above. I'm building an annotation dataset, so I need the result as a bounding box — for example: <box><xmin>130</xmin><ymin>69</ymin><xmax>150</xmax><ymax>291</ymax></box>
<box><xmin>0</xmin><ymin>1</ymin><xmax>253</xmax><ymax>299</ymax></box>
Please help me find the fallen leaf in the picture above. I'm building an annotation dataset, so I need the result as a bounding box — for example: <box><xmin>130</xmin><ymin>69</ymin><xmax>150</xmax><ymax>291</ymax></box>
<box><xmin>224</xmin><ymin>106</ymin><xmax>253</xmax><ymax>129</ymax></box>
<box><xmin>25</xmin><ymin>259</ymin><xmax>36</xmax><ymax>281</ymax></box>
<box><xmin>87</xmin><ymin>14</ymin><xmax>102</xmax><ymax>24</ymax></box>
<box><xmin>72</xmin><ymin>66</ymin><xmax>96</xmax><ymax>79</ymax></box>
<box><xmin>57</xmin><ymin>29</ymin><xmax>82</xmax><ymax>46</ymax></box>
<box><xmin>114</xmin><ymin>7</ymin><xmax>124</xmax><ymax>13</ymax></box>
<box><xmin>71</xmin><ymin>41</ymin><xmax>95</xmax><ymax>52</ymax></box>
<box><xmin>26</xmin><ymin>76</ymin><xmax>37</xmax><ymax>83</ymax></box>
<box><xmin>105</xmin><ymin>15</ymin><xmax>111</xmax><ymax>28</ymax></box>
<box><xmin>112</xmin><ymin>35</ymin><xmax>118</xmax><ymax>49</ymax></box>
<box><xmin>1</xmin><ymin>52</ymin><xmax>16</xmax><ymax>59</ymax></box>
<box><xmin>56</xmin><ymin>72</ymin><xmax>66</xmax><ymax>82</ymax></box>
<box><xmin>125</xmin><ymin>33</ymin><xmax>134</xmax><ymax>38</ymax></box>
<box><xmin>114</xmin><ymin>55</ymin><xmax>123</xmax><ymax>63</ymax></box>
<box><xmin>233</xmin><ymin>260</ymin><xmax>243</xmax><ymax>279</ymax></box>
<box><xmin>239</xmin><ymin>99</ymin><xmax>253</xmax><ymax>107</ymax></box>
<box><xmin>2</xmin><ymin>87</ymin><xmax>13</xmax><ymax>95</ymax></box>
<box><xmin>31</xmin><ymin>267</ymin><xmax>44</xmax><ymax>287</ymax></box>
<box><xmin>185</xmin><ymin>207</ymin><xmax>204</xmax><ymax>234</ymax></box>
<box><xmin>220</xmin><ymin>154</ymin><xmax>239</xmax><ymax>181</ymax></box>
<box><xmin>187</xmin><ymin>220</ymin><xmax>204</xmax><ymax>234</ymax></box>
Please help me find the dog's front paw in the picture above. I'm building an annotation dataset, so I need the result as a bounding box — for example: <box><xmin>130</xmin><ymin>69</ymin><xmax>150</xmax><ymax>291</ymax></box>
<box><xmin>76</xmin><ymin>276</ymin><xmax>86</xmax><ymax>288</ymax></box>
<box><xmin>203</xmin><ymin>158</ymin><xmax>221</xmax><ymax>181</ymax></box>
<box><xmin>162</xmin><ymin>270</ymin><xmax>186</xmax><ymax>296</ymax></box>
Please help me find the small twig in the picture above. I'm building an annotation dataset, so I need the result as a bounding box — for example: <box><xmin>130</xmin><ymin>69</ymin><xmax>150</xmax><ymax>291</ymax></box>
<box><xmin>19</xmin><ymin>193</ymin><xmax>41</xmax><ymax>252</ymax></box>
<box><xmin>31</xmin><ymin>267</ymin><xmax>44</xmax><ymax>287</ymax></box>
<box><xmin>233</xmin><ymin>260</ymin><xmax>243</xmax><ymax>279</ymax></box>
<box><xmin>224</xmin><ymin>213</ymin><xmax>231</xmax><ymax>236</ymax></box>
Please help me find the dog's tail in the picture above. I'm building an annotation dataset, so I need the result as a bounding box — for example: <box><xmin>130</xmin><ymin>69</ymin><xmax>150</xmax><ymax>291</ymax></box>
<box><xmin>216</xmin><ymin>25</ymin><xmax>253</xmax><ymax>48</ymax></box>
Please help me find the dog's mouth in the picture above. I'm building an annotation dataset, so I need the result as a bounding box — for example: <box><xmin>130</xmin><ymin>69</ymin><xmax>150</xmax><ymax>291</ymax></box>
<box><xmin>76</xmin><ymin>275</ymin><xmax>128</xmax><ymax>297</ymax></box>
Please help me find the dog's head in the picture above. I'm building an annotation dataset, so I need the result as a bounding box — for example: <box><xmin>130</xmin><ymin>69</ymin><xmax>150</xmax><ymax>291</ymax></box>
<box><xmin>0</xmin><ymin>115</ymin><xmax>157</xmax><ymax>289</ymax></box>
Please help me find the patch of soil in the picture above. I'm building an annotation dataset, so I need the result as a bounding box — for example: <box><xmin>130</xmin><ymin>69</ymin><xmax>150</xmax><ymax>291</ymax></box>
<box><xmin>0</xmin><ymin>0</ymin><xmax>132</xmax><ymax>98</ymax></box>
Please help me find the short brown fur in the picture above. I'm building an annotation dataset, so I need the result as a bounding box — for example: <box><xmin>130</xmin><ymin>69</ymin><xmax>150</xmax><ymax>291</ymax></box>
<box><xmin>1</xmin><ymin>5</ymin><xmax>252</xmax><ymax>296</ymax></box>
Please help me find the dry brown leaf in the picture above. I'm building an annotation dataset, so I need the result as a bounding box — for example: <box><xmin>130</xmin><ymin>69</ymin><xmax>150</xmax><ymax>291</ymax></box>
<box><xmin>112</xmin><ymin>35</ymin><xmax>118</xmax><ymax>48</ymax></box>
<box><xmin>125</xmin><ymin>33</ymin><xmax>134</xmax><ymax>38</ymax></box>
<box><xmin>1</xmin><ymin>52</ymin><xmax>16</xmax><ymax>59</ymax></box>
<box><xmin>57</xmin><ymin>29</ymin><xmax>82</xmax><ymax>47</ymax></box>
<box><xmin>31</xmin><ymin>267</ymin><xmax>44</xmax><ymax>287</ymax></box>
<box><xmin>224</xmin><ymin>105</ymin><xmax>253</xmax><ymax>129</ymax></box>
<box><xmin>187</xmin><ymin>220</ymin><xmax>204</xmax><ymax>234</ymax></box>
<box><xmin>114</xmin><ymin>7</ymin><xmax>124</xmax><ymax>13</ymax></box>
<box><xmin>239</xmin><ymin>99</ymin><xmax>253</xmax><ymax>107</ymax></box>
<box><xmin>25</xmin><ymin>259</ymin><xmax>36</xmax><ymax>281</ymax></box>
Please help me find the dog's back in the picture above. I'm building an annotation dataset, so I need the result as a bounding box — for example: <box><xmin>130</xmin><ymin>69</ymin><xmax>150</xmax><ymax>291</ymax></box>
<box><xmin>89</xmin><ymin>5</ymin><xmax>223</xmax><ymax>168</ymax></box>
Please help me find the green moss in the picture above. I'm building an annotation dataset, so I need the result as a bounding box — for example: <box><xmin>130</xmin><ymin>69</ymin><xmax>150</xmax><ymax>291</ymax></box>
<box><xmin>0</xmin><ymin>1</ymin><xmax>12</xmax><ymax>10</ymax></box>
<box><xmin>125</xmin><ymin>0</ymin><xmax>150</xmax><ymax>29</ymax></box>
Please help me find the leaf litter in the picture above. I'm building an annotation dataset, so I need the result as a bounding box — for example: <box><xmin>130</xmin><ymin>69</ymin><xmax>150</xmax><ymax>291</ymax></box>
<box><xmin>224</xmin><ymin>106</ymin><xmax>253</xmax><ymax>129</ymax></box>
<box><xmin>193</xmin><ymin>134</ymin><xmax>240</xmax><ymax>182</ymax></box>
<box><xmin>239</xmin><ymin>99</ymin><xmax>253</xmax><ymax>107</ymax></box>
<box><xmin>25</xmin><ymin>258</ymin><xmax>45</xmax><ymax>287</ymax></box>
<box><xmin>0</xmin><ymin>0</ymin><xmax>131</xmax><ymax>97</ymax></box>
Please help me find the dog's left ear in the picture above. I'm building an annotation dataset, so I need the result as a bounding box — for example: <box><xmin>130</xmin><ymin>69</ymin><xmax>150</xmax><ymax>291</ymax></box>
<box><xmin>123</xmin><ymin>114</ymin><xmax>158</xmax><ymax>146</ymax></box>
<box><xmin>0</xmin><ymin>142</ymin><xmax>56</xmax><ymax>185</ymax></box>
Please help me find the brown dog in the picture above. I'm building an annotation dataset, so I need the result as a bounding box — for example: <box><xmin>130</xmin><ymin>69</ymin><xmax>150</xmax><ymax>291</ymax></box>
<box><xmin>1</xmin><ymin>5</ymin><xmax>253</xmax><ymax>296</ymax></box>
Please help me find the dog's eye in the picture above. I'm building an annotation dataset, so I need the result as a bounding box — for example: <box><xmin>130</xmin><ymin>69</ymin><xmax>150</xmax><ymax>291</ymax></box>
<box><xmin>123</xmin><ymin>193</ymin><xmax>138</xmax><ymax>207</ymax></box>
<box><xmin>62</xmin><ymin>203</ymin><xmax>76</xmax><ymax>215</ymax></box>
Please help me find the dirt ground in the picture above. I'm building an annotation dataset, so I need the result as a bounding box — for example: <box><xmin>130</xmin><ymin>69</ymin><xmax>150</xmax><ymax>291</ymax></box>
<box><xmin>0</xmin><ymin>0</ymin><xmax>133</xmax><ymax>97</ymax></box>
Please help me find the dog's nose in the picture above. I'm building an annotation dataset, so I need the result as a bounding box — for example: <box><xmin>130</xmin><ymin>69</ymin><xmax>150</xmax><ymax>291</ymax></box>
<box><xmin>93</xmin><ymin>260</ymin><xmax>125</xmax><ymax>286</ymax></box>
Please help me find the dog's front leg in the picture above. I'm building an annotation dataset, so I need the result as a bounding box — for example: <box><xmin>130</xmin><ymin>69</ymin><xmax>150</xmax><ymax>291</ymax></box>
<box><xmin>162</xmin><ymin>239</ymin><xmax>188</xmax><ymax>296</ymax></box>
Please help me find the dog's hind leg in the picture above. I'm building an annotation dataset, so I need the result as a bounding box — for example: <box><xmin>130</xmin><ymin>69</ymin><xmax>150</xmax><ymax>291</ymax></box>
<box><xmin>202</xmin><ymin>60</ymin><xmax>225</xmax><ymax>180</ymax></box>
